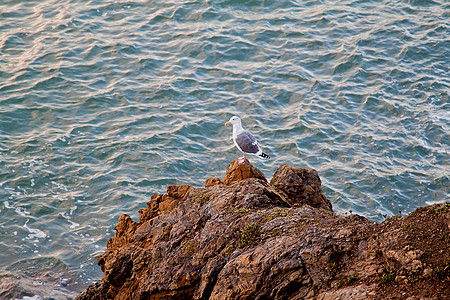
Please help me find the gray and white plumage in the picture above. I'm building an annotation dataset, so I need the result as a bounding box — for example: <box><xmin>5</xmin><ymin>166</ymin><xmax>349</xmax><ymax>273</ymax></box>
<box><xmin>225</xmin><ymin>116</ymin><xmax>270</xmax><ymax>162</ymax></box>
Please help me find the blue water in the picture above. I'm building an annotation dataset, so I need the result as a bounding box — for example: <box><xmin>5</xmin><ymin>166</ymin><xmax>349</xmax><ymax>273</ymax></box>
<box><xmin>0</xmin><ymin>0</ymin><xmax>448</xmax><ymax>298</ymax></box>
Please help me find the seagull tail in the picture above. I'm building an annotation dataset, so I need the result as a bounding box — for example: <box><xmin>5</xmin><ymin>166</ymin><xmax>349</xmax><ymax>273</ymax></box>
<box><xmin>259</xmin><ymin>152</ymin><xmax>270</xmax><ymax>159</ymax></box>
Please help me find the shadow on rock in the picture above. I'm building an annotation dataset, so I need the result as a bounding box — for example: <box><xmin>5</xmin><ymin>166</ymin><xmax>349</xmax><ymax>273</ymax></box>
<box><xmin>77</xmin><ymin>161</ymin><xmax>450</xmax><ymax>300</ymax></box>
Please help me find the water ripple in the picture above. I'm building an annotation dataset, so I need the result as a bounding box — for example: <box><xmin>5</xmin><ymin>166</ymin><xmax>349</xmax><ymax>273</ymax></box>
<box><xmin>0</xmin><ymin>0</ymin><xmax>449</xmax><ymax>297</ymax></box>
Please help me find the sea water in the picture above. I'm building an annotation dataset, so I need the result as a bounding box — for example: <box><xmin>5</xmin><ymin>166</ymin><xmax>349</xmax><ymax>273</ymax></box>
<box><xmin>0</xmin><ymin>0</ymin><xmax>448</xmax><ymax>298</ymax></box>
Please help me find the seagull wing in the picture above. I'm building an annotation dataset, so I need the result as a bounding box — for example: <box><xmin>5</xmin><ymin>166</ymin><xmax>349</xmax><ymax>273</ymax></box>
<box><xmin>235</xmin><ymin>131</ymin><xmax>260</xmax><ymax>154</ymax></box>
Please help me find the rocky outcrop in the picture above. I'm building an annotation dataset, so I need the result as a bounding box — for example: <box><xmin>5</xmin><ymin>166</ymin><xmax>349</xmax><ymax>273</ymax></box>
<box><xmin>270</xmin><ymin>164</ymin><xmax>331</xmax><ymax>210</ymax></box>
<box><xmin>222</xmin><ymin>158</ymin><xmax>267</xmax><ymax>185</ymax></box>
<box><xmin>77</xmin><ymin>161</ymin><xmax>450</xmax><ymax>300</ymax></box>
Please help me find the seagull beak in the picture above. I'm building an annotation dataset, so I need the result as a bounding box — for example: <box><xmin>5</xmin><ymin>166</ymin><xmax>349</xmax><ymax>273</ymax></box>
<box><xmin>225</xmin><ymin>121</ymin><xmax>231</xmax><ymax>126</ymax></box>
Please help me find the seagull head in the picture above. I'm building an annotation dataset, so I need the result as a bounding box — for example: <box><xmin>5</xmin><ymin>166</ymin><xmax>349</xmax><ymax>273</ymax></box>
<box><xmin>225</xmin><ymin>116</ymin><xmax>241</xmax><ymax>126</ymax></box>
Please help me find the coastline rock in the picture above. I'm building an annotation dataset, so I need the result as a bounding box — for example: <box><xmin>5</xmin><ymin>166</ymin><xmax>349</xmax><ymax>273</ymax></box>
<box><xmin>204</xmin><ymin>177</ymin><xmax>222</xmax><ymax>187</ymax></box>
<box><xmin>223</xmin><ymin>158</ymin><xmax>267</xmax><ymax>185</ymax></box>
<box><xmin>77</xmin><ymin>162</ymin><xmax>450</xmax><ymax>300</ymax></box>
<box><xmin>270</xmin><ymin>164</ymin><xmax>332</xmax><ymax>211</ymax></box>
<box><xmin>138</xmin><ymin>184</ymin><xmax>194</xmax><ymax>223</ymax></box>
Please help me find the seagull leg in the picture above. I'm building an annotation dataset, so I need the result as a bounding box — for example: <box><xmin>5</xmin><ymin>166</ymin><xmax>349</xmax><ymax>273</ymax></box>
<box><xmin>238</xmin><ymin>153</ymin><xmax>245</xmax><ymax>164</ymax></box>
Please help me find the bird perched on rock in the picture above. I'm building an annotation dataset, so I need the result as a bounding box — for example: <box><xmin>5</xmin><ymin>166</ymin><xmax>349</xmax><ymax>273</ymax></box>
<box><xmin>225</xmin><ymin>116</ymin><xmax>270</xmax><ymax>164</ymax></box>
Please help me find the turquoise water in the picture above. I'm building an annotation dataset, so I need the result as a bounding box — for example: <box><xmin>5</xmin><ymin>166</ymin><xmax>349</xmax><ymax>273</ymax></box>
<box><xmin>0</xmin><ymin>0</ymin><xmax>448</xmax><ymax>298</ymax></box>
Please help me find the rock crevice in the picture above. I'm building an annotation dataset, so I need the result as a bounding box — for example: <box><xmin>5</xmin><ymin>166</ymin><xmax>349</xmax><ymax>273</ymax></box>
<box><xmin>77</xmin><ymin>161</ymin><xmax>450</xmax><ymax>300</ymax></box>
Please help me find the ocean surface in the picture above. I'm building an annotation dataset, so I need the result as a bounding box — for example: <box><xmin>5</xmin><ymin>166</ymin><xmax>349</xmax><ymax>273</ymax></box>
<box><xmin>0</xmin><ymin>0</ymin><xmax>448</xmax><ymax>298</ymax></box>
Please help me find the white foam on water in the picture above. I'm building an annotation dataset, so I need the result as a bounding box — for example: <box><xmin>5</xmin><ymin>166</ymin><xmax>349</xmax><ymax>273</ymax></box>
<box><xmin>57</xmin><ymin>135</ymin><xmax>67</xmax><ymax>142</ymax></box>
<box><xmin>4</xmin><ymin>201</ymin><xmax>31</xmax><ymax>217</ymax></box>
<box><xmin>434</xmin><ymin>111</ymin><xmax>450</xmax><ymax>122</ymax></box>
<box><xmin>15</xmin><ymin>207</ymin><xmax>31</xmax><ymax>217</ymax></box>
<box><xmin>70</xmin><ymin>205</ymin><xmax>77</xmax><ymax>215</ymax></box>
<box><xmin>425</xmin><ymin>199</ymin><xmax>449</xmax><ymax>206</ymax></box>
<box><xmin>51</xmin><ymin>181</ymin><xmax>69</xmax><ymax>192</ymax></box>
<box><xmin>24</xmin><ymin>219</ymin><xmax>47</xmax><ymax>239</ymax></box>
<box><xmin>61</xmin><ymin>211</ymin><xmax>80</xmax><ymax>229</ymax></box>
<box><xmin>16</xmin><ymin>296</ymin><xmax>43</xmax><ymax>300</ymax></box>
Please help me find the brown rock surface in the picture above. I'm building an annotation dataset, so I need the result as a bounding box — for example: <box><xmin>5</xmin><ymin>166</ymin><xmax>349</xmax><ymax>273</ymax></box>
<box><xmin>223</xmin><ymin>158</ymin><xmax>267</xmax><ymax>185</ymax></box>
<box><xmin>77</xmin><ymin>162</ymin><xmax>450</xmax><ymax>300</ymax></box>
<box><xmin>204</xmin><ymin>177</ymin><xmax>222</xmax><ymax>187</ymax></box>
<box><xmin>270</xmin><ymin>164</ymin><xmax>332</xmax><ymax>211</ymax></box>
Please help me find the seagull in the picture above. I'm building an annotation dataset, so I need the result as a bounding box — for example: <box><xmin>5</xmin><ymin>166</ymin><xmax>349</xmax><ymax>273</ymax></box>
<box><xmin>225</xmin><ymin>116</ymin><xmax>270</xmax><ymax>164</ymax></box>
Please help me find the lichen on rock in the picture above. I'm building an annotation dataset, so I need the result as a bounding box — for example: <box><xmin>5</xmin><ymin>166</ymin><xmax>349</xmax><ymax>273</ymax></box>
<box><xmin>77</xmin><ymin>162</ymin><xmax>450</xmax><ymax>300</ymax></box>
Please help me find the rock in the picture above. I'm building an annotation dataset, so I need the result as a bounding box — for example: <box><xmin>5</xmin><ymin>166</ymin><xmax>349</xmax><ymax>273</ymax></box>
<box><xmin>77</xmin><ymin>162</ymin><xmax>450</xmax><ymax>300</ymax></box>
<box><xmin>384</xmin><ymin>249</ymin><xmax>424</xmax><ymax>273</ymax></box>
<box><xmin>270</xmin><ymin>164</ymin><xmax>332</xmax><ymax>211</ymax></box>
<box><xmin>205</xmin><ymin>177</ymin><xmax>222</xmax><ymax>187</ymax></box>
<box><xmin>209</xmin><ymin>236</ymin><xmax>314</xmax><ymax>299</ymax></box>
<box><xmin>138</xmin><ymin>184</ymin><xmax>194</xmax><ymax>223</ymax></box>
<box><xmin>316</xmin><ymin>284</ymin><xmax>376</xmax><ymax>300</ymax></box>
<box><xmin>223</xmin><ymin>158</ymin><xmax>267</xmax><ymax>184</ymax></box>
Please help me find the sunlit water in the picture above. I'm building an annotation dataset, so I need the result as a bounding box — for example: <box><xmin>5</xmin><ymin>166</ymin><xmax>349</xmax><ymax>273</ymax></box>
<box><xmin>0</xmin><ymin>0</ymin><xmax>448</xmax><ymax>298</ymax></box>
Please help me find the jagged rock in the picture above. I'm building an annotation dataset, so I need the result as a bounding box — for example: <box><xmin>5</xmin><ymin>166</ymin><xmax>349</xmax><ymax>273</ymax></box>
<box><xmin>204</xmin><ymin>177</ymin><xmax>222</xmax><ymax>187</ymax></box>
<box><xmin>138</xmin><ymin>184</ymin><xmax>194</xmax><ymax>223</ymax></box>
<box><xmin>223</xmin><ymin>158</ymin><xmax>267</xmax><ymax>184</ymax></box>
<box><xmin>270</xmin><ymin>164</ymin><xmax>332</xmax><ymax>211</ymax></box>
<box><xmin>77</xmin><ymin>162</ymin><xmax>450</xmax><ymax>300</ymax></box>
